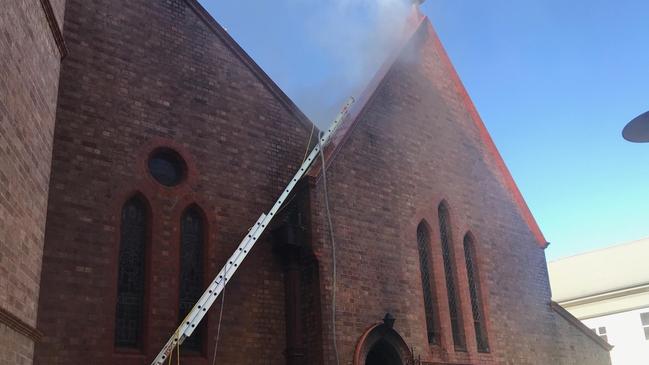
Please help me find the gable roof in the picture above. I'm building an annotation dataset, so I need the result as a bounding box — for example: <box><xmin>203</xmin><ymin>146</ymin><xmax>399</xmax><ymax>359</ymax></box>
<box><xmin>183</xmin><ymin>0</ymin><xmax>315</xmax><ymax>132</ymax></box>
<box><xmin>307</xmin><ymin>7</ymin><xmax>548</xmax><ymax>248</ymax></box>
<box><xmin>549</xmin><ymin>237</ymin><xmax>649</xmax><ymax>302</ymax></box>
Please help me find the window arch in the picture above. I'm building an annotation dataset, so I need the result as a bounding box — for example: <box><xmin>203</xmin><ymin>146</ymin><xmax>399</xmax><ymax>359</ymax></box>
<box><xmin>438</xmin><ymin>202</ymin><xmax>466</xmax><ymax>351</ymax></box>
<box><xmin>115</xmin><ymin>194</ymin><xmax>149</xmax><ymax>348</ymax></box>
<box><xmin>416</xmin><ymin>221</ymin><xmax>439</xmax><ymax>344</ymax></box>
<box><xmin>179</xmin><ymin>205</ymin><xmax>205</xmax><ymax>352</ymax></box>
<box><xmin>463</xmin><ymin>233</ymin><xmax>489</xmax><ymax>352</ymax></box>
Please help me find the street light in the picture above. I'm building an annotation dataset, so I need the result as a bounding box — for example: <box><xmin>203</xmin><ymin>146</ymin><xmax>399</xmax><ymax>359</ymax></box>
<box><xmin>623</xmin><ymin>111</ymin><xmax>649</xmax><ymax>143</ymax></box>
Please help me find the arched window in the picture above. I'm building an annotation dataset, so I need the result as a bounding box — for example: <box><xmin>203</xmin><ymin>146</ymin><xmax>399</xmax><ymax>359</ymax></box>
<box><xmin>179</xmin><ymin>205</ymin><xmax>205</xmax><ymax>352</ymax></box>
<box><xmin>115</xmin><ymin>195</ymin><xmax>148</xmax><ymax>348</ymax></box>
<box><xmin>416</xmin><ymin>221</ymin><xmax>439</xmax><ymax>344</ymax></box>
<box><xmin>438</xmin><ymin>202</ymin><xmax>466</xmax><ymax>351</ymax></box>
<box><xmin>463</xmin><ymin>233</ymin><xmax>489</xmax><ymax>352</ymax></box>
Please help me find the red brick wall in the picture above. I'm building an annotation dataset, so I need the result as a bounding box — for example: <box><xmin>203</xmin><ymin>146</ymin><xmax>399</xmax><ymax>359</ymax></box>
<box><xmin>306</xmin><ymin>19</ymin><xmax>610</xmax><ymax>365</ymax></box>
<box><xmin>0</xmin><ymin>323</ymin><xmax>35</xmax><ymax>365</ymax></box>
<box><xmin>0</xmin><ymin>0</ymin><xmax>65</xmax><ymax>364</ymax></box>
<box><xmin>27</xmin><ymin>1</ymin><xmax>612</xmax><ymax>364</ymax></box>
<box><xmin>34</xmin><ymin>0</ymin><xmax>313</xmax><ymax>364</ymax></box>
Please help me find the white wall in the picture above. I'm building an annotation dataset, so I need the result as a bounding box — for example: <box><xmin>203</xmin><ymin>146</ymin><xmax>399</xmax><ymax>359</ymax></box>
<box><xmin>582</xmin><ymin>307</ymin><xmax>649</xmax><ymax>365</ymax></box>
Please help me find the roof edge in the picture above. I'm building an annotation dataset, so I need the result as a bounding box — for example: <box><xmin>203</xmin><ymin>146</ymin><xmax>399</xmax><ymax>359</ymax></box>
<box><xmin>549</xmin><ymin>236</ymin><xmax>649</xmax><ymax>263</ymax></box>
<box><xmin>425</xmin><ymin>21</ymin><xmax>548</xmax><ymax>248</ymax></box>
<box><xmin>306</xmin><ymin>11</ymin><xmax>548</xmax><ymax>249</ymax></box>
<box><xmin>550</xmin><ymin>301</ymin><xmax>614</xmax><ymax>352</ymax></box>
<box><xmin>307</xmin><ymin>6</ymin><xmax>427</xmax><ymax>179</ymax></box>
<box><xmin>555</xmin><ymin>282</ymin><xmax>649</xmax><ymax>306</ymax></box>
<box><xmin>183</xmin><ymin>0</ymin><xmax>315</xmax><ymax>132</ymax></box>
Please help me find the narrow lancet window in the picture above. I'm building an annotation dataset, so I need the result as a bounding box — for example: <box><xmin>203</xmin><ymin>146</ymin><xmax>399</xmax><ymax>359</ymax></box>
<box><xmin>438</xmin><ymin>203</ymin><xmax>466</xmax><ymax>351</ymax></box>
<box><xmin>115</xmin><ymin>195</ymin><xmax>148</xmax><ymax>348</ymax></box>
<box><xmin>179</xmin><ymin>205</ymin><xmax>205</xmax><ymax>352</ymax></box>
<box><xmin>417</xmin><ymin>221</ymin><xmax>439</xmax><ymax>344</ymax></box>
<box><xmin>464</xmin><ymin>233</ymin><xmax>489</xmax><ymax>352</ymax></box>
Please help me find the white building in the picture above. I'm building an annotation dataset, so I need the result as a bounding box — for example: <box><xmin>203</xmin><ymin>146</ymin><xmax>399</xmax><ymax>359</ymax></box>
<box><xmin>548</xmin><ymin>237</ymin><xmax>649</xmax><ymax>365</ymax></box>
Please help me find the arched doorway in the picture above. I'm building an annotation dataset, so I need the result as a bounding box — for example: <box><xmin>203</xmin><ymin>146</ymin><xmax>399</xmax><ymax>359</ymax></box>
<box><xmin>365</xmin><ymin>339</ymin><xmax>403</xmax><ymax>365</ymax></box>
<box><xmin>353</xmin><ymin>318</ymin><xmax>411</xmax><ymax>365</ymax></box>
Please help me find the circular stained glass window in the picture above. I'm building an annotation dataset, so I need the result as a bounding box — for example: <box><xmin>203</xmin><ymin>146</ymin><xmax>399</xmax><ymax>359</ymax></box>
<box><xmin>148</xmin><ymin>148</ymin><xmax>187</xmax><ymax>187</ymax></box>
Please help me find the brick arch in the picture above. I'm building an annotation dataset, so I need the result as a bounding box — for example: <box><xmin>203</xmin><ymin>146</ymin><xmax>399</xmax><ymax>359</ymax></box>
<box><xmin>353</xmin><ymin>323</ymin><xmax>411</xmax><ymax>365</ymax></box>
<box><xmin>176</xmin><ymin>201</ymin><xmax>211</xmax><ymax>256</ymax></box>
<box><xmin>175</xmin><ymin>201</ymin><xmax>212</xmax><ymax>297</ymax></box>
<box><xmin>437</xmin><ymin>199</ymin><xmax>452</xmax><ymax>226</ymax></box>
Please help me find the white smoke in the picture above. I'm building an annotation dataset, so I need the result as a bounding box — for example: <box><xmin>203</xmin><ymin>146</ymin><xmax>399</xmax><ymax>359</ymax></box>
<box><xmin>295</xmin><ymin>0</ymin><xmax>413</xmax><ymax>127</ymax></box>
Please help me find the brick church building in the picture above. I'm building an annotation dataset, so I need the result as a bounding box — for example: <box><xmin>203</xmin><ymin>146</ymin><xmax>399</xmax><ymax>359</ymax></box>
<box><xmin>2</xmin><ymin>0</ymin><xmax>612</xmax><ymax>364</ymax></box>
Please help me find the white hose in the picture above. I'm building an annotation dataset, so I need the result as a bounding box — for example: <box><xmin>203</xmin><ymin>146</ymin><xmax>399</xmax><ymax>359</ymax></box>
<box><xmin>318</xmin><ymin>131</ymin><xmax>339</xmax><ymax>365</ymax></box>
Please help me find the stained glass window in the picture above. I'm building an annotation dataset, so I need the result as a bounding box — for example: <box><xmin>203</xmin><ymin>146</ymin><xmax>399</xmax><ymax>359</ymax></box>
<box><xmin>179</xmin><ymin>206</ymin><xmax>205</xmax><ymax>352</ymax></box>
<box><xmin>416</xmin><ymin>221</ymin><xmax>439</xmax><ymax>344</ymax></box>
<box><xmin>148</xmin><ymin>148</ymin><xmax>186</xmax><ymax>187</ymax></box>
<box><xmin>438</xmin><ymin>203</ymin><xmax>466</xmax><ymax>351</ymax></box>
<box><xmin>115</xmin><ymin>196</ymin><xmax>148</xmax><ymax>348</ymax></box>
<box><xmin>463</xmin><ymin>234</ymin><xmax>489</xmax><ymax>352</ymax></box>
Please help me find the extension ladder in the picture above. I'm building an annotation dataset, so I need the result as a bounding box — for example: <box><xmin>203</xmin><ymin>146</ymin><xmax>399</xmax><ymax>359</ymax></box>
<box><xmin>150</xmin><ymin>97</ymin><xmax>354</xmax><ymax>365</ymax></box>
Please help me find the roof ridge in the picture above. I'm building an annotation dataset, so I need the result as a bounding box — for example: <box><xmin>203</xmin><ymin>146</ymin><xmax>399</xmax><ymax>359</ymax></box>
<box><xmin>550</xmin><ymin>236</ymin><xmax>649</xmax><ymax>263</ymax></box>
<box><xmin>182</xmin><ymin>0</ymin><xmax>316</xmax><ymax>132</ymax></box>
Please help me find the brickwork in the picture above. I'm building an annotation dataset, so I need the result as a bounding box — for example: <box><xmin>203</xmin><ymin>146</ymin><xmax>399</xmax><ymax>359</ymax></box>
<box><xmin>0</xmin><ymin>324</ymin><xmax>34</xmax><ymax>365</ymax></box>
<box><xmin>34</xmin><ymin>0</ymin><xmax>312</xmax><ymax>364</ymax></box>
<box><xmin>305</xmin><ymin>18</ymin><xmax>611</xmax><ymax>365</ymax></box>
<box><xmin>551</xmin><ymin>308</ymin><xmax>613</xmax><ymax>365</ymax></box>
<box><xmin>8</xmin><ymin>1</ymin><xmax>612</xmax><ymax>364</ymax></box>
<box><xmin>0</xmin><ymin>1</ymin><xmax>65</xmax><ymax>364</ymax></box>
<box><xmin>301</xmin><ymin>257</ymin><xmax>324</xmax><ymax>365</ymax></box>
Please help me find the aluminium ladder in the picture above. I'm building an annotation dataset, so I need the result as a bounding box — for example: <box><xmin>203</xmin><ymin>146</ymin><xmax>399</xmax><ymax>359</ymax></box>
<box><xmin>150</xmin><ymin>97</ymin><xmax>354</xmax><ymax>365</ymax></box>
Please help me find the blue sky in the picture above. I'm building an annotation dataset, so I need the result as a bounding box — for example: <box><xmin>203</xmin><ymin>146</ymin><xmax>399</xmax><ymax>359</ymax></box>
<box><xmin>199</xmin><ymin>0</ymin><xmax>649</xmax><ymax>261</ymax></box>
